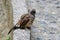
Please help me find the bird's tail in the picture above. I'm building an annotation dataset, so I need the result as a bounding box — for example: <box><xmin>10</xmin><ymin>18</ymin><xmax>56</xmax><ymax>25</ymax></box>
<box><xmin>8</xmin><ymin>26</ymin><xmax>20</xmax><ymax>35</ymax></box>
<box><xmin>8</xmin><ymin>27</ymin><xmax>14</xmax><ymax>34</ymax></box>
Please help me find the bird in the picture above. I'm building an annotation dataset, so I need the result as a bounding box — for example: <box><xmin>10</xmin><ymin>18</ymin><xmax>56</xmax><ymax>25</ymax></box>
<box><xmin>8</xmin><ymin>9</ymin><xmax>36</xmax><ymax>34</ymax></box>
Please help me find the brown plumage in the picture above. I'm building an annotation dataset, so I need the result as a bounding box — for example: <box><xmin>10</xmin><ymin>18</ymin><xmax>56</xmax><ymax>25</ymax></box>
<box><xmin>8</xmin><ymin>9</ymin><xmax>36</xmax><ymax>34</ymax></box>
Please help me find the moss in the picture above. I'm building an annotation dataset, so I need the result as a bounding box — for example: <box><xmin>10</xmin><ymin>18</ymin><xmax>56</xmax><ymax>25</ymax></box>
<box><xmin>6</xmin><ymin>35</ymin><xmax>10</xmax><ymax>40</ymax></box>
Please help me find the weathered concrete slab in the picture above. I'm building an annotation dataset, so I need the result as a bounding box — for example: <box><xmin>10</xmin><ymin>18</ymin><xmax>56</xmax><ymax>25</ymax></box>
<box><xmin>12</xmin><ymin>0</ymin><xmax>60</xmax><ymax>40</ymax></box>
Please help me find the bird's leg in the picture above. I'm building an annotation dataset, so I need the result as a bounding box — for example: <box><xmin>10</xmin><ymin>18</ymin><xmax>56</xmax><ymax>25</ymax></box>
<box><xmin>20</xmin><ymin>26</ymin><xmax>25</xmax><ymax>29</ymax></box>
<box><xmin>27</xmin><ymin>27</ymin><xmax>31</xmax><ymax>30</ymax></box>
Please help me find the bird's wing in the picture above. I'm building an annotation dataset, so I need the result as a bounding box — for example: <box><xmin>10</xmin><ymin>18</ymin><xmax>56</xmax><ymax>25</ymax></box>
<box><xmin>20</xmin><ymin>14</ymin><xmax>30</xmax><ymax>27</ymax></box>
<box><xmin>25</xmin><ymin>14</ymin><xmax>35</xmax><ymax>28</ymax></box>
<box><xmin>16</xmin><ymin>14</ymin><xmax>29</xmax><ymax>26</ymax></box>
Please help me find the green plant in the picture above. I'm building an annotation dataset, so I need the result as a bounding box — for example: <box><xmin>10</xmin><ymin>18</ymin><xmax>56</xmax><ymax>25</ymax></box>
<box><xmin>6</xmin><ymin>35</ymin><xmax>10</xmax><ymax>40</ymax></box>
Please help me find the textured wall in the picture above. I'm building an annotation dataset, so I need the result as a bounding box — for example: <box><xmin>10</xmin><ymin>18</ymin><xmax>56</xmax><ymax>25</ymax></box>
<box><xmin>0</xmin><ymin>0</ymin><xmax>13</xmax><ymax>40</ymax></box>
<box><xmin>0</xmin><ymin>0</ymin><xmax>8</xmax><ymax>40</ymax></box>
<box><xmin>12</xmin><ymin>0</ymin><xmax>60</xmax><ymax>40</ymax></box>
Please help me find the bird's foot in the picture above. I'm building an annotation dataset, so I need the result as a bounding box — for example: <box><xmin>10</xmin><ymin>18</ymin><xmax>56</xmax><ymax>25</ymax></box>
<box><xmin>27</xmin><ymin>27</ymin><xmax>31</xmax><ymax>30</ymax></box>
<box><xmin>20</xmin><ymin>26</ymin><xmax>25</xmax><ymax>29</ymax></box>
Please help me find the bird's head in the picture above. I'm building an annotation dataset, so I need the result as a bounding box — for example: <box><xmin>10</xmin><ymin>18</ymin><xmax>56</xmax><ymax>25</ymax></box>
<box><xmin>28</xmin><ymin>9</ymin><xmax>36</xmax><ymax>16</ymax></box>
<box><xmin>30</xmin><ymin>9</ymin><xmax>36</xmax><ymax>16</ymax></box>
